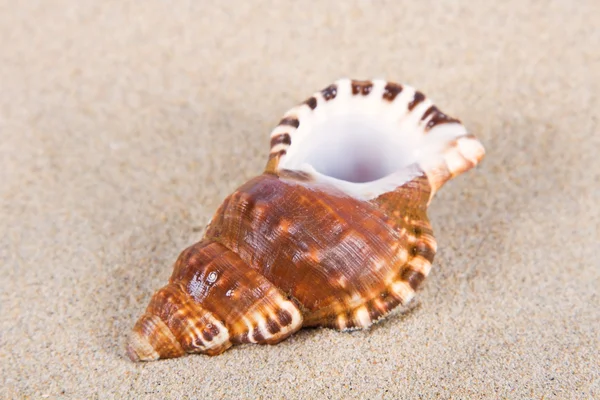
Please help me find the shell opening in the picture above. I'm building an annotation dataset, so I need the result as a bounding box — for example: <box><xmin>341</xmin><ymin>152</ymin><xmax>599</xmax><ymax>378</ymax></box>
<box><xmin>285</xmin><ymin>114</ymin><xmax>461</xmax><ymax>183</ymax></box>
<box><xmin>271</xmin><ymin>78</ymin><xmax>476</xmax><ymax>199</ymax></box>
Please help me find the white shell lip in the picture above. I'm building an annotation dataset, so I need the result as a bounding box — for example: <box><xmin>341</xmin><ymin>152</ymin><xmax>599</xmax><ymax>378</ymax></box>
<box><xmin>268</xmin><ymin>78</ymin><xmax>485</xmax><ymax>200</ymax></box>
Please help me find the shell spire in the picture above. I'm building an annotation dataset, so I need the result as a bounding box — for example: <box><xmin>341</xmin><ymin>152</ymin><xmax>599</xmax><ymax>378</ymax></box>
<box><xmin>127</xmin><ymin>78</ymin><xmax>485</xmax><ymax>361</ymax></box>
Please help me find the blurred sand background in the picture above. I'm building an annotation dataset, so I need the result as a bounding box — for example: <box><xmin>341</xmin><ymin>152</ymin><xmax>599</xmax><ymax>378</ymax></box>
<box><xmin>1</xmin><ymin>1</ymin><xmax>599</xmax><ymax>398</ymax></box>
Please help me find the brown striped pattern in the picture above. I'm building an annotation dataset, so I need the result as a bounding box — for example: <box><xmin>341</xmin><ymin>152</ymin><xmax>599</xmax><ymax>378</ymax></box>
<box><xmin>351</xmin><ymin>80</ymin><xmax>373</xmax><ymax>95</ymax></box>
<box><xmin>408</xmin><ymin>91</ymin><xmax>425</xmax><ymax>111</ymax></box>
<box><xmin>383</xmin><ymin>82</ymin><xmax>402</xmax><ymax>101</ymax></box>
<box><xmin>421</xmin><ymin>105</ymin><xmax>460</xmax><ymax>130</ymax></box>
<box><xmin>304</xmin><ymin>96</ymin><xmax>317</xmax><ymax>109</ymax></box>
<box><xmin>270</xmin><ymin>133</ymin><xmax>291</xmax><ymax>148</ymax></box>
<box><xmin>321</xmin><ymin>84</ymin><xmax>338</xmax><ymax>100</ymax></box>
<box><xmin>279</xmin><ymin>117</ymin><xmax>300</xmax><ymax>128</ymax></box>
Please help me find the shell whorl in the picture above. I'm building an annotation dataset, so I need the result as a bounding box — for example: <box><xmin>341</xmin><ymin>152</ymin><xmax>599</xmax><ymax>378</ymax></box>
<box><xmin>206</xmin><ymin>174</ymin><xmax>437</xmax><ymax>331</ymax></box>
<box><xmin>127</xmin><ymin>241</ymin><xmax>303</xmax><ymax>361</ymax></box>
<box><xmin>127</xmin><ymin>79</ymin><xmax>485</xmax><ymax>361</ymax></box>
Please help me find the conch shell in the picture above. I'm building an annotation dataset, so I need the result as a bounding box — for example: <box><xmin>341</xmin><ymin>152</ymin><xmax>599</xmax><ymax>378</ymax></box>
<box><xmin>126</xmin><ymin>78</ymin><xmax>485</xmax><ymax>361</ymax></box>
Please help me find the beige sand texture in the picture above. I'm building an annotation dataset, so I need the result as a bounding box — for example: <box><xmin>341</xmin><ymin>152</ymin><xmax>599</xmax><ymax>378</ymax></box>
<box><xmin>1</xmin><ymin>0</ymin><xmax>599</xmax><ymax>398</ymax></box>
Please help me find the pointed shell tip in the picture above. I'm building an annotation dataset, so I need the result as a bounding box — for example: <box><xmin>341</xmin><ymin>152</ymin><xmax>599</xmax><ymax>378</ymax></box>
<box><xmin>125</xmin><ymin>341</ymin><xmax>141</xmax><ymax>362</ymax></box>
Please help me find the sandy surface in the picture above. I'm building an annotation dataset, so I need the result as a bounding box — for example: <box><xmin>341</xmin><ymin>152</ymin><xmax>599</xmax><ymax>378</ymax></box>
<box><xmin>1</xmin><ymin>1</ymin><xmax>599</xmax><ymax>398</ymax></box>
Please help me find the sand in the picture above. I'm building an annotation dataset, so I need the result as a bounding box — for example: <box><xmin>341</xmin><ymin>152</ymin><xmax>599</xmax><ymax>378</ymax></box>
<box><xmin>1</xmin><ymin>0</ymin><xmax>599</xmax><ymax>398</ymax></box>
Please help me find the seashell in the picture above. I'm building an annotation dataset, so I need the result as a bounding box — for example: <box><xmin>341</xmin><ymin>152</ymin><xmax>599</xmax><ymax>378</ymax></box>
<box><xmin>126</xmin><ymin>78</ymin><xmax>485</xmax><ymax>361</ymax></box>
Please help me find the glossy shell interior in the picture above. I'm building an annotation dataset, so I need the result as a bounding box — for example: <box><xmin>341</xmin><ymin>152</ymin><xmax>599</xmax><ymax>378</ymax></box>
<box><xmin>267</xmin><ymin>78</ymin><xmax>485</xmax><ymax>201</ymax></box>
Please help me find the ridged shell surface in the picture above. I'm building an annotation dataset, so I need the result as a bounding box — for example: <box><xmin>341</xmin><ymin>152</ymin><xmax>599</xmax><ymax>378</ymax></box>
<box><xmin>126</xmin><ymin>78</ymin><xmax>485</xmax><ymax>361</ymax></box>
<box><xmin>206</xmin><ymin>173</ymin><xmax>435</xmax><ymax>330</ymax></box>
